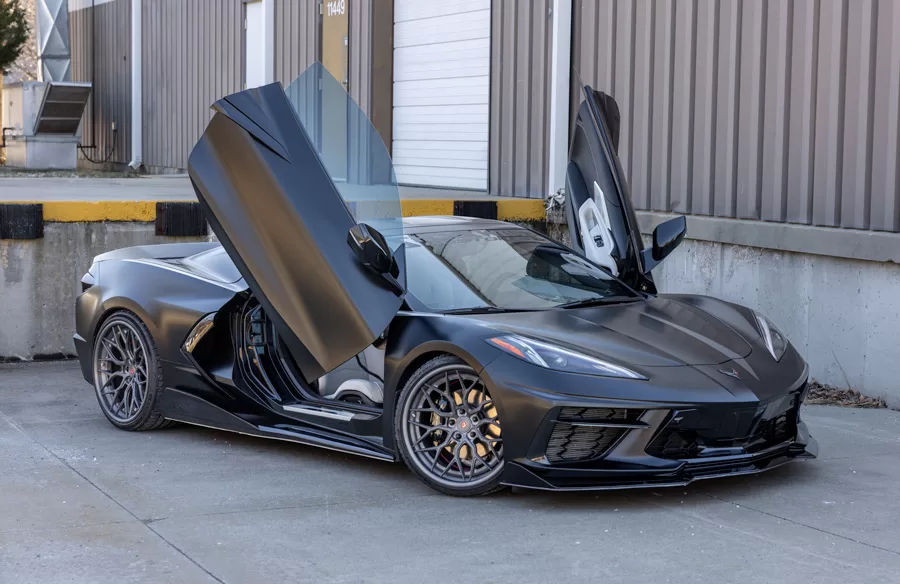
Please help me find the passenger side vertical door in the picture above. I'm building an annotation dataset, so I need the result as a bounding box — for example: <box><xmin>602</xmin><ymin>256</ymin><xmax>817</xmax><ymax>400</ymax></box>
<box><xmin>565</xmin><ymin>82</ymin><xmax>655</xmax><ymax>293</ymax></box>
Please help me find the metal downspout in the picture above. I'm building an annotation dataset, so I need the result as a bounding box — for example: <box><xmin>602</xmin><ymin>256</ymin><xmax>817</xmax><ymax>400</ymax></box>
<box><xmin>547</xmin><ymin>0</ymin><xmax>572</xmax><ymax>200</ymax></box>
<box><xmin>128</xmin><ymin>0</ymin><xmax>142</xmax><ymax>170</ymax></box>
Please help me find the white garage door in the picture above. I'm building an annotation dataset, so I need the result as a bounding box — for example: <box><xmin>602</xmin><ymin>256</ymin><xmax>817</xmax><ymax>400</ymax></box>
<box><xmin>392</xmin><ymin>0</ymin><xmax>490</xmax><ymax>190</ymax></box>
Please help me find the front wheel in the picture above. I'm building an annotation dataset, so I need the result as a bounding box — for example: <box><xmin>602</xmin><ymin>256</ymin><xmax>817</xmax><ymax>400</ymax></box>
<box><xmin>92</xmin><ymin>311</ymin><xmax>174</xmax><ymax>431</ymax></box>
<box><xmin>395</xmin><ymin>355</ymin><xmax>505</xmax><ymax>496</ymax></box>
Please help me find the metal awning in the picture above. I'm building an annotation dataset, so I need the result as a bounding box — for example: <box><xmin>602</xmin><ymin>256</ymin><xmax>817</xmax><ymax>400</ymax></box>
<box><xmin>33</xmin><ymin>82</ymin><xmax>92</xmax><ymax>135</ymax></box>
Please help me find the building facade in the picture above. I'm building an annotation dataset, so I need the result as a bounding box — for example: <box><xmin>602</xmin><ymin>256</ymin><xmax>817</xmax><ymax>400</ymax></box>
<box><xmin>58</xmin><ymin>0</ymin><xmax>900</xmax><ymax>405</ymax></box>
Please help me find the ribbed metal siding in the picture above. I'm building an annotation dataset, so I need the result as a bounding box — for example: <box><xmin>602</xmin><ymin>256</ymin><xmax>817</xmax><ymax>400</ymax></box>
<box><xmin>490</xmin><ymin>0</ymin><xmax>552</xmax><ymax>198</ymax></box>
<box><xmin>70</xmin><ymin>0</ymin><xmax>131</xmax><ymax>168</ymax></box>
<box><xmin>573</xmin><ymin>0</ymin><xmax>900</xmax><ymax>232</ymax></box>
<box><xmin>274</xmin><ymin>0</ymin><xmax>319</xmax><ymax>86</ymax></box>
<box><xmin>349</xmin><ymin>0</ymin><xmax>372</xmax><ymax>114</ymax></box>
<box><xmin>141</xmin><ymin>0</ymin><xmax>242</xmax><ymax>171</ymax></box>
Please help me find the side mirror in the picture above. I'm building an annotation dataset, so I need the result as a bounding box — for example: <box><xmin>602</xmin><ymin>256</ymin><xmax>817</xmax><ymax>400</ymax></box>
<box><xmin>347</xmin><ymin>223</ymin><xmax>403</xmax><ymax>295</ymax></box>
<box><xmin>640</xmin><ymin>216</ymin><xmax>686</xmax><ymax>273</ymax></box>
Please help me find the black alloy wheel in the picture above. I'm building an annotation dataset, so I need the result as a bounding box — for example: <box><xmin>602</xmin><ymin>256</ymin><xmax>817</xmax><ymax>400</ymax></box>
<box><xmin>92</xmin><ymin>311</ymin><xmax>173</xmax><ymax>431</ymax></box>
<box><xmin>396</xmin><ymin>355</ymin><xmax>505</xmax><ymax>496</ymax></box>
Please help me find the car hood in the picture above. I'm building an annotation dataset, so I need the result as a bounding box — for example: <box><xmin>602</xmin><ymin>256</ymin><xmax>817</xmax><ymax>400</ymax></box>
<box><xmin>468</xmin><ymin>296</ymin><xmax>758</xmax><ymax>367</ymax></box>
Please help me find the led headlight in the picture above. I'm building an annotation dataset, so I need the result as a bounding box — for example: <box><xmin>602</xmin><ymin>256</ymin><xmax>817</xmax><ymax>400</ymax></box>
<box><xmin>487</xmin><ymin>334</ymin><xmax>646</xmax><ymax>379</ymax></box>
<box><xmin>753</xmin><ymin>311</ymin><xmax>788</xmax><ymax>361</ymax></box>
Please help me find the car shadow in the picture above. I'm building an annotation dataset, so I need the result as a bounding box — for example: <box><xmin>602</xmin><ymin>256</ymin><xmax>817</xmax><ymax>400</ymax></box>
<box><xmin>170</xmin><ymin>423</ymin><xmax>824</xmax><ymax>505</ymax></box>
<box><xmin>169</xmin><ymin>423</ymin><xmax>411</xmax><ymax>479</ymax></box>
<box><xmin>503</xmin><ymin>461</ymin><xmax>824</xmax><ymax>510</ymax></box>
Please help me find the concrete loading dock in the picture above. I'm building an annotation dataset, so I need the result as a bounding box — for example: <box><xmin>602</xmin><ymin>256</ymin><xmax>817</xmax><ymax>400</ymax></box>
<box><xmin>1</xmin><ymin>175</ymin><xmax>899</xmax><ymax>407</ymax></box>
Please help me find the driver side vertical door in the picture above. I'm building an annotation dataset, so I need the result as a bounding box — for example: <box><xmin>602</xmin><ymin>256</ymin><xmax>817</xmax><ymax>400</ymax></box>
<box><xmin>565</xmin><ymin>83</ymin><xmax>655</xmax><ymax>293</ymax></box>
<box><xmin>188</xmin><ymin>64</ymin><xmax>406</xmax><ymax>384</ymax></box>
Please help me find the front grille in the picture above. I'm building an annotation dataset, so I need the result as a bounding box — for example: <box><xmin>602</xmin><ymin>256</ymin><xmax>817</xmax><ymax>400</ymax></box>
<box><xmin>646</xmin><ymin>429</ymin><xmax>699</xmax><ymax>459</ymax></box>
<box><xmin>751</xmin><ymin>412</ymin><xmax>794</xmax><ymax>446</ymax></box>
<box><xmin>558</xmin><ymin>407</ymin><xmax>643</xmax><ymax>423</ymax></box>
<box><xmin>646</xmin><ymin>394</ymin><xmax>801</xmax><ymax>460</ymax></box>
<box><xmin>546</xmin><ymin>425</ymin><xmax>626</xmax><ymax>463</ymax></box>
<box><xmin>545</xmin><ymin>407</ymin><xmax>642</xmax><ymax>463</ymax></box>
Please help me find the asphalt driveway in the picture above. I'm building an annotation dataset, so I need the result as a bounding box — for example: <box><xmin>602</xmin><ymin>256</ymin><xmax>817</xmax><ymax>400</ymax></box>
<box><xmin>1</xmin><ymin>361</ymin><xmax>899</xmax><ymax>584</ymax></box>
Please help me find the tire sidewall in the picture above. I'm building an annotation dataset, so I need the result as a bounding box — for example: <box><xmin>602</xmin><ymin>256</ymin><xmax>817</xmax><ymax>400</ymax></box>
<box><xmin>394</xmin><ymin>354</ymin><xmax>505</xmax><ymax>497</ymax></box>
<box><xmin>92</xmin><ymin>311</ymin><xmax>163</xmax><ymax>431</ymax></box>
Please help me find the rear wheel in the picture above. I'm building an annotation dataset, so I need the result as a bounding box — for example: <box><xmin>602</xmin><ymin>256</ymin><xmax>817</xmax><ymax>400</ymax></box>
<box><xmin>92</xmin><ymin>311</ymin><xmax>174</xmax><ymax>431</ymax></box>
<box><xmin>395</xmin><ymin>355</ymin><xmax>505</xmax><ymax>496</ymax></box>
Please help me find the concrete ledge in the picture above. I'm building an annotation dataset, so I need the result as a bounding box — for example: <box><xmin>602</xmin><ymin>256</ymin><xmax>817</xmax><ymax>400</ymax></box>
<box><xmin>638</xmin><ymin>211</ymin><xmax>900</xmax><ymax>264</ymax></box>
<box><xmin>0</xmin><ymin>222</ymin><xmax>213</xmax><ymax>360</ymax></box>
<box><xmin>0</xmin><ymin>198</ymin><xmax>547</xmax><ymax>223</ymax></box>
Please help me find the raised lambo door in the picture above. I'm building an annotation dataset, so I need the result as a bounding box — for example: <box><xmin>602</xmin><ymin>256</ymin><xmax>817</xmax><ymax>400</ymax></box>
<box><xmin>564</xmin><ymin>80</ymin><xmax>655</xmax><ymax>293</ymax></box>
<box><xmin>188</xmin><ymin>63</ymin><xmax>407</xmax><ymax>385</ymax></box>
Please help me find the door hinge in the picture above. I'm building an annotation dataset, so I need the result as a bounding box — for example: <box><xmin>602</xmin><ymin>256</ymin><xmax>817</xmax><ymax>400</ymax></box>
<box><xmin>319</xmin><ymin>1</ymin><xmax>323</xmax><ymax>16</ymax></box>
<box><xmin>249</xmin><ymin>316</ymin><xmax>267</xmax><ymax>348</ymax></box>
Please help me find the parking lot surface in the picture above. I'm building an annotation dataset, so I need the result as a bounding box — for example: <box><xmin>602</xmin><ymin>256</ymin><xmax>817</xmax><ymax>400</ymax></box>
<box><xmin>1</xmin><ymin>361</ymin><xmax>899</xmax><ymax>584</ymax></box>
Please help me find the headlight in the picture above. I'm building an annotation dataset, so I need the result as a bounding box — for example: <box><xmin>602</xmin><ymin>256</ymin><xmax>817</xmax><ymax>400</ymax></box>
<box><xmin>753</xmin><ymin>311</ymin><xmax>788</xmax><ymax>361</ymax></box>
<box><xmin>486</xmin><ymin>334</ymin><xmax>646</xmax><ymax>379</ymax></box>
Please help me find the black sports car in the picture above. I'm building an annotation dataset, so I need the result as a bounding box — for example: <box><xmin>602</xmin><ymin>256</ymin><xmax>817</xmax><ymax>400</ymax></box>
<box><xmin>74</xmin><ymin>65</ymin><xmax>816</xmax><ymax>496</ymax></box>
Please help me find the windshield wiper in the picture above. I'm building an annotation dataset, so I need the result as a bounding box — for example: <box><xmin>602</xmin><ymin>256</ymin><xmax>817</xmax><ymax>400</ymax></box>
<box><xmin>442</xmin><ymin>306</ymin><xmax>533</xmax><ymax>315</ymax></box>
<box><xmin>557</xmin><ymin>296</ymin><xmax>642</xmax><ymax>309</ymax></box>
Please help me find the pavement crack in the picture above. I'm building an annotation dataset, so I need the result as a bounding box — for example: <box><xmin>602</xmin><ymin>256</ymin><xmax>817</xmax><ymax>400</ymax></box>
<box><xmin>0</xmin><ymin>409</ymin><xmax>227</xmax><ymax>584</ymax></box>
<box><xmin>703</xmin><ymin>493</ymin><xmax>900</xmax><ymax>557</ymax></box>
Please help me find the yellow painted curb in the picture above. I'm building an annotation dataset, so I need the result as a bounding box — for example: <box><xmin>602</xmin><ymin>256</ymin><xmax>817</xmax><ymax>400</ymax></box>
<box><xmin>4</xmin><ymin>201</ymin><xmax>157</xmax><ymax>222</ymax></box>
<box><xmin>2</xmin><ymin>198</ymin><xmax>547</xmax><ymax>222</ymax></box>
<box><xmin>400</xmin><ymin>199</ymin><xmax>455</xmax><ymax>217</ymax></box>
<box><xmin>497</xmin><ymin>199</ymin><xmax>546</xmax><ymax>221</ymax></box>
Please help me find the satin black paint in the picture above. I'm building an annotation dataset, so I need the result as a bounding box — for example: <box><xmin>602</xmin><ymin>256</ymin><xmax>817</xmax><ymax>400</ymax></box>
<box><xmin>74</xmin><ymin>217</ymin><xmax>817</xmax><ymax>491</ymax></box>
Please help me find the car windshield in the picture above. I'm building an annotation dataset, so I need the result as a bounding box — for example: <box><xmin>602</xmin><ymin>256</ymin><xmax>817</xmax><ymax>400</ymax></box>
<box><xmin>404</xmin><ymin>228</ymin><xmax>637</xmax><ymax>311</ymax></box>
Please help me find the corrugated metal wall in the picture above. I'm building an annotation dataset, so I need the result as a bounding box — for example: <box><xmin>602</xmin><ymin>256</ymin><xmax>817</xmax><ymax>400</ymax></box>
<box><xmin>573</xmin><ymin>0</ymin><xmax>900</xmax><ymax>232</ymax></box>
<box><xmin>274</xmin><ymin>0</ymin><xmax>371</xmax><ymax>110</ymax></box>
<box><xmin>490</xmin><ymin>0</ymin><xmax>552</xmax><ymax>198</ymax></box>
<box><xmin>274</xmin><ymin>0</ymin><xmax>319</xmax><ymax>87</ymax></box>
<box><xmin>70</xmin><ymin>0</ymin><xmax>132</xmax><ymax>168</ymax></box>
<box><xmin>141</xmin><ymin>0</ymin><xmax>242</xmax><ymax>171</ymax></box>
<box><xmin>349</xmin><ymin>0</ymin><xmax>372</xmax><ymax>114</ymax></box>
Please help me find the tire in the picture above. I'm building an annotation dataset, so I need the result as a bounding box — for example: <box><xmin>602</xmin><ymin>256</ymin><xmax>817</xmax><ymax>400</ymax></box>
<box><xmin>91</xmin><ymin>310</ymin><xmax>174</xmax><ymax>431</ymax></box>
<box><xmin>395</xmin><ymin>355</ymin><xmax>506</xmax><ymax>496</ymax></box>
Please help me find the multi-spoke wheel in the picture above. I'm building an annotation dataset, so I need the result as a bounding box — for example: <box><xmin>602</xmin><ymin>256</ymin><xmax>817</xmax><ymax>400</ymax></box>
<box><xmin>92</xmin><ymin>311</ymin><xmax>173</xmax><ymax>431</ymax></box>
<box><xmin>396</xmin><ymin>355</ymin><xmax>505</xmax><ymax>496</ymax></box>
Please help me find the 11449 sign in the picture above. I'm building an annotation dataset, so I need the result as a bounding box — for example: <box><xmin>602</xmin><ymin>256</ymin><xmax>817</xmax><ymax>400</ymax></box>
<box><xmin>326</xmin><ymin>0</ymin><xmax>346</xmax><ymax>16</ymax></box>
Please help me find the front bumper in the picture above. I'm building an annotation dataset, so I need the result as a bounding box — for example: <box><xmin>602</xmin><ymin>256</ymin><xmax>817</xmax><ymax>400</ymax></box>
<box><xmin>502</xmin><ymin>422</ymin><xmax>817</xmax><ymax>491</ymax></box>
<box><xmin>481</xmin><ymin>353</ymin><xmax>817</xmax><ymax>492</ymax></box>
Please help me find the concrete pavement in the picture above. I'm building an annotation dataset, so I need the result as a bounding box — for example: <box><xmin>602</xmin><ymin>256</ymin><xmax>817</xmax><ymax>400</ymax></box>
<box><xmin>0</xmin><ymin>176</ymin><xmax>196</xmax><ymax>202</ymax></box>
<box><xmin>0</xmin><ymin>175</ymin><xmax>516</xmax><ymax>202</ymax></box>
<box><xmin>1</xmin><ymin>360</ymin><xmax>899</xmax><ymax>584</ymax></box>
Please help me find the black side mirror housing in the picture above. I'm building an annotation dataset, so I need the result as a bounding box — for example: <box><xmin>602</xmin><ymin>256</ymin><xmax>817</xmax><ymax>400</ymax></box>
<box><xmin>640</xmin><ymin>216</ymin><xmax>686</xmax><ymax>273</ymax></box>
<box><xmin>347</xmin><ymin>223</ymin><xmax>403</xmax><ymax>295</ymax></box>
